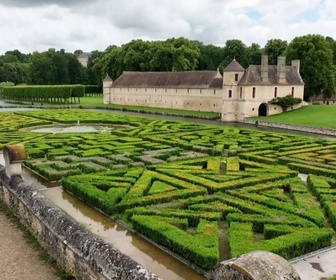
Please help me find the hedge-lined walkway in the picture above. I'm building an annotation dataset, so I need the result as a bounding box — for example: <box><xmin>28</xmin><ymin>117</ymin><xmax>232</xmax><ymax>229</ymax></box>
<box><xmin>0</xmin><ymin>212</ymin><xmax>60</xmax><ymax>280</ymax></box>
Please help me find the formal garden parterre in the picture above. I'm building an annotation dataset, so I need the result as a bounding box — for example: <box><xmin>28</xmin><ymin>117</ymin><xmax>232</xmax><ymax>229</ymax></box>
<box><xmin>0</xmin><ymin>108</ymin><xmax>335</xmax><ymax>271</ymax></box>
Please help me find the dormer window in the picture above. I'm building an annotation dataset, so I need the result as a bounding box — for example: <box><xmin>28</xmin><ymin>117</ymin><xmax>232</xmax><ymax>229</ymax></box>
<box><xmin>235</xmin><ymin>74</ymin><xmax>239</xmax><ymax>81</ymax></box>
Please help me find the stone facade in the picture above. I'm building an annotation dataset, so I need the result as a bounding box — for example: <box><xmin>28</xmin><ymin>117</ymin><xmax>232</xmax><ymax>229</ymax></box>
<box><xmin>103</xmin><ymin>55</ymin><xmax>305</xmax><ymax>122</ymax></box>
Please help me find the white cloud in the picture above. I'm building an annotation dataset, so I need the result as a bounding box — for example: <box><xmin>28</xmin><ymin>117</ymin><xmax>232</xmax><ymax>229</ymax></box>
<box><xmin>0</xmin><ymin>0</ymin><xmax>335</xmax><ymax>54</ymax></box>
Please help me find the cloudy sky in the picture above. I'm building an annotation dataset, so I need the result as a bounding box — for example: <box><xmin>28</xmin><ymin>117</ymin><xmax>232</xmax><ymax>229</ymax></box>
<box><xmin>0</xmin><ymin>0</ymin><xmax>335</xmax><ymax>55</ymax></box>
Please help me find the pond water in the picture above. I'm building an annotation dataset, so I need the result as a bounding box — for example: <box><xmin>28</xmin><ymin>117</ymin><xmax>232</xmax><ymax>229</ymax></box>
<box><xmin>42</xmin><ymin>187</ymin><xmax>206</xmax><ymax>280</ymax></box>
<box><xmin>29</xmin><ymin>124</ymin><xmax>112</xmax><ymax>133</ymax></box>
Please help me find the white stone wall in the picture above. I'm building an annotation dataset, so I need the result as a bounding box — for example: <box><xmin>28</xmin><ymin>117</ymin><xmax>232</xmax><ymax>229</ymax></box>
<box><xmin>103</xmin><ymin>81</ymin><xmax>304</xmax><ymax>121</ymax></box>
<box><xmin>106</xmin><ymin>87</ymin><xmax>223</xmax><ymax>112</ymax></box>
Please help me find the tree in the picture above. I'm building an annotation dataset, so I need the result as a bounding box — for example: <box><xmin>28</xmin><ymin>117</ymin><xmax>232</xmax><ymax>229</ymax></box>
<box><xmin>326</xmin><ymin>36</ymin><xmax>336</xmax><ymax>65</ymax></box>
<box><xmin>220</xmin><ymin>39</ymin><xmax>249</xmax><ymax>70</ymax></box>
<box><xmin>86</xmin><ymin>50</ymin><xmax>102</xmax><ymax>85</ymax></box>
<box><xmin>246</xmin><ymin>43</ymin><xmax>263</xmax><ymax>65</ymax></box>
<box><xmin>30</xmin><ymin>52</ymin><xmax>55</xmax><ymax>84</ymax></box>
<box><xmin>147</xmin><ymin>40</ymin><xmax>174</xmax><ymax>71</ymax></box>
<box><xmin>167</xmin><ymin>37</ymin><xmax>200</xmax><ymax>71</ymax></box>
<box><xmin>264</xmin><ymin>39</ymin><xmax>288</xmax><ymax>65</ymax></box>
<box><xmin>196</xmin><ymin>43</ymin><xmax>224</xmax><ymax>70</ymax></box>
<box><xmin>286</xmin><ymin>34</ymin><xmax>336</xmax><ymax>99</ymax></box>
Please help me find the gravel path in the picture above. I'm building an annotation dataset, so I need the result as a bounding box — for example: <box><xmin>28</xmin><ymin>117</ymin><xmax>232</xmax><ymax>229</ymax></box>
<box><xmin>0</xmin><ymin>212</ymin><xmax>60</xmax><ymax>280</ymax></box>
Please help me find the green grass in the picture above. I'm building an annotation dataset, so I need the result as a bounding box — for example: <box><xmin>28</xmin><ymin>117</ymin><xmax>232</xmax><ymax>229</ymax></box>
<box><xmin>254</xmin><ymin>105</ymin><xmax>336</xmax><ymax>129</ymax></box>
<box><xmin>77</xmin><ymin>96</ymin><xmax>220</xmax><ymax>118</ymax></box>
<box><xmin>327</xmin><ymin>276</ymin><xmax>336</xmax><ymax>280</ymax></box>
<box><xmin>0</xmin><ymin>202</ymin><xmax>74</xmax><ymax>280</ymax></box>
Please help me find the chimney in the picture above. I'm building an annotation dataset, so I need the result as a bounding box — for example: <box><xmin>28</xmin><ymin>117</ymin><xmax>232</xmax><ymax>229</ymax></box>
<box><xmin>291</xmin><ymin>60</ymin><xmax>300</xmax><ymax>73</ymax></box>
<box><xmin>261</xmin><ymin>55</ymin><xmax>268</xmax><ymax>83</ymax></box>
<box><xmin>277</xmin><ymin>56</ymin><xmax>286</xmax><ymax>83</ymax></box>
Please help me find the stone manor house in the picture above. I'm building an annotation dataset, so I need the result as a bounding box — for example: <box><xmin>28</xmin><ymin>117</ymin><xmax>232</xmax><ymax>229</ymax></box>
<box><xmin>103</xmin><ymin>55</ymin><xmax>304</xmax><ymax>121</ymax></box>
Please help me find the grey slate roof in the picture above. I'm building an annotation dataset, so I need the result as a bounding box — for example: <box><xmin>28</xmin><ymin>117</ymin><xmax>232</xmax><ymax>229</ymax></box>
<box><xmin>224</xmin><ymin>59</ymin><xmax>245</xmax><ymax>72</ymax></box>
<box><xmin>238</xmin><ymin>65</ymin><xmax>304</xmax><ymax>85</ymax></box>
<box><xmin>112</xmin><ymin>71</ymin><xmax>223</xmax><ymax>89</ymax></box>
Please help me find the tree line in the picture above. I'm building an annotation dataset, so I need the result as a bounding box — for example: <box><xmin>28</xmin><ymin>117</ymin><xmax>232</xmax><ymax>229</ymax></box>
<box><xmin>1</xmin><ymin>34</ymin><xmax>336</xmax><ymax>100</ymax></box>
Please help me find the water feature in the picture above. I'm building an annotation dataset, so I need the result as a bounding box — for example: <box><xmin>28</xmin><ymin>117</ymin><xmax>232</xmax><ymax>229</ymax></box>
<box><xmin>28</xmin><ymin>124</ymin><xmax>112</xmax><ymax>133</ymax></box>
<box><xmin>42</xmin><ymin>187</ymin><xmax>205</xmax><ymax>280</ymax></box>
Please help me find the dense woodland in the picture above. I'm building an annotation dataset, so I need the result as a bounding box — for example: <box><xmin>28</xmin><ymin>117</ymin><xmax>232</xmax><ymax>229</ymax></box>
<box><xmin>1</xmin><ymin>34</ymin><xmax>336</xmax><ymax>100</ymax></box>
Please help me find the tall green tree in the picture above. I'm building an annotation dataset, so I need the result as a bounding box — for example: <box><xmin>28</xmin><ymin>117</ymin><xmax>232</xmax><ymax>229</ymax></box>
<box><xmin>326</xmin><ymin>36</ymin><xmax>336</xmax><ymax>65</ymax></box>
<box><xmin>247</xmin><ymin>43</ymin><xmax>263</xmax><ymax>65</ymax></box>
<box><xmin>264</xmin><ymin>39</ymin><xmax>288</xmax><ymax>65</ymax></box>
<box><xmin>286</xmin><ymin>34</ymin><xmax>336</xmax><ymax>99</ymax></box>
<box><xmin>196</xmin><ymin>43</ymin><xmax>224</xmax><ymax>70</ymax></box>
<box><xmin>167</xmin><ymin>37</ymin><xmax>200</xmax><ymax>71</ymax></box>
<box><xmin>220</xmin><ymin>39</ymin><xmax>249</xmax><ymax>70</ymax></box>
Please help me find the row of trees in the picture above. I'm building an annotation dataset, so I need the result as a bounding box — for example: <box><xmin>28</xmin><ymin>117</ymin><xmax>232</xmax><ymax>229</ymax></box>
<box><xmin>0</xmin><ymin>48</ymin><xmax>96</xmax><ymax>86</ymax></box>
<box><xmin>92</xmin><ymin>35</ymin><xmax>336</xmax><ymax>100</ymax></box>
<box><xmin>1</xmin><ymin>34</ymin><xmax>336</xmax><ymax>100</ymax></box>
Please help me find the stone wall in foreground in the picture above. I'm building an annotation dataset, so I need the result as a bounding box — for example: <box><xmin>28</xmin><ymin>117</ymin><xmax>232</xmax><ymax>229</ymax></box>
<box><xmin>0</xmin><ymin>166</ymin><xmax>160</xmax><ymax>280</ymax></box>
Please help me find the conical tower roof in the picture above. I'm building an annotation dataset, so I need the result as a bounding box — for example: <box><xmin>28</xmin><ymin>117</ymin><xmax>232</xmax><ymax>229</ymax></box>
<box><xmin>224</xmin><ymin>59</ymin><xmax>245</xmax><ymax>72</ymax></box>
<box><xmin>103</xmin><ymin>74</ymin><xmax>112</xmax><ymax>82</ymax></box>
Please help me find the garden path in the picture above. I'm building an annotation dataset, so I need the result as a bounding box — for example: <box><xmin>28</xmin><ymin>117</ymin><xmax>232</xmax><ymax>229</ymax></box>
<box><xmin>0</xmin><ymin>211</ymin><xmax>60</xmax><ymax>280</ymax></box>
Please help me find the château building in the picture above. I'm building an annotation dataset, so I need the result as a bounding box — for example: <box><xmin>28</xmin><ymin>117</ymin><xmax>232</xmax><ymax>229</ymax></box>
<box><xmin>103</xmin><ymin>55</ymin><xmax>304</xmax><ymax>121</ymax></box>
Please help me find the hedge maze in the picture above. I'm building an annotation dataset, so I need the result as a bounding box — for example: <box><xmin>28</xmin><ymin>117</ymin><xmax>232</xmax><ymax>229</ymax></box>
<box><xmin>1</xmin><ymin>109</ymin><xmax>336</xmax><ymax>271</ymax></box>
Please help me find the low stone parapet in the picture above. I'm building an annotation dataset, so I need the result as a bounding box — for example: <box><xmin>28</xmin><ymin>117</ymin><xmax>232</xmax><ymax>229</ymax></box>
<box><xmin>0</xmin><ymin>166</ymin><xmax>160</xmax><ymax>280</ymax></box>
<box><xmin>210</xmin><ymin>251</ymin><xmax>301</xmax><ymax>280</ymax></box>
<box><xmin>244</xmin><ymin>119</ymin><xmax>336</xmax><ymax>136</ymax></box>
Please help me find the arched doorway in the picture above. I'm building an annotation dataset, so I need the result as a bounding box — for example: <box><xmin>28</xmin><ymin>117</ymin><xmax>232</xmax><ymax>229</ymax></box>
<box><xmin>258</xmin><ymin>103</ymin><xmax>268</xmax><ymax>116</ymax></box>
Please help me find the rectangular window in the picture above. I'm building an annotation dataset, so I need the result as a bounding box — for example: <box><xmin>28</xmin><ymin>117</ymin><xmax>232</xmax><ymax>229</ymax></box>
<box><xmin>235</xmin><ymin>74</ymin><xmax>239</xmax><ymax>81</ymax></box>
<box><xmin>291</xmin><ymin>87</ymin><xmax>295</xmax><ymax>96</ymax></box>
<box><xmin>228</xmin><ymin>90</ymin><xmax>232</xmax><ymax>98</ymax></box>
<box><xmin>274</xmin><ymin>87</ymin><xmax>277</xmax><ymax>98</ymax></box>
<box><xmin>240</xmin><ymin>87</ymin><xmax>243</xmax><ymax>99</ymax></box>
<box><xmin>252</xmin><ymin>87</ymin><xmax>256</xmax><ymax>98</ymax></box>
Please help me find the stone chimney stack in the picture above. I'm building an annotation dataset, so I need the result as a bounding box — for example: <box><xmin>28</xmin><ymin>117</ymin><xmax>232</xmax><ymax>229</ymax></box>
<box><xmin>261</xmin><ymin>55</ymin><xmax>269</xmax><ymax>83</ymax></box>
<box><xmin>291</xmin><ymin>60</ymin><xmax>300</xmax><ymax>73</ymax></box>
<box><xmin>277</xmin><ymin>56</ymin><xmax>286</xmax><ymax>83</ymax></box>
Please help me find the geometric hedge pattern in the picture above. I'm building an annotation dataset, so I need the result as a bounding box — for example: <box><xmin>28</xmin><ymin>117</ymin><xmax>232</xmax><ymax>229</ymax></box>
<box><xmin>0</xmin><ymin>109</ymin><xmax>335</xmax><ymax>271</ymax></box>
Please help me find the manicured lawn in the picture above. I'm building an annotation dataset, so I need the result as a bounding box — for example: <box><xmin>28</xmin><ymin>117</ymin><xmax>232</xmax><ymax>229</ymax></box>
<box><xmin>78</xmin><ymin>96</ymin><xmax>220</xmax><ymax>118</ymax></box>
<box><xmin>254</xmin><ymin>105</ymin><xmax>336</xmax><ymax>129</ymax></box>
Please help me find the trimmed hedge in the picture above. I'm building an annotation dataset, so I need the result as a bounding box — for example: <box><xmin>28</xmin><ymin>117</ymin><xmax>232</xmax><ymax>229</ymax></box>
<box><xmin>2</xmin><ymin>85</ymin><xmax>85</xmax><ymax>103</ymax></box>
<box><xmin>131</xmin><ymin>215</ymin><xmax>219</xmax><ymax>270</ymax></box>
